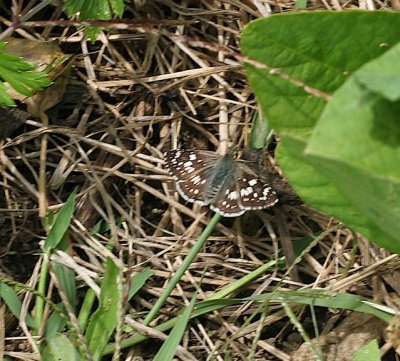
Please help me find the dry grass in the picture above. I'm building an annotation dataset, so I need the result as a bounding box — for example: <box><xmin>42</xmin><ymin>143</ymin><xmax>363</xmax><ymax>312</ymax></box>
<box><xmin>0</xmin><ymin>0</ymin><xmax>399</xmax><ymax>360</ymax></box>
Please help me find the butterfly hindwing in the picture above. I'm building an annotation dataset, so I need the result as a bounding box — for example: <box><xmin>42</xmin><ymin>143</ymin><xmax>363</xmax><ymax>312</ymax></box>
<box><xmin>236</xmin><ymin>172</ymin><xmax>278</xmax><ymax>210</ymax></box>
<box><xmin>209</xmin><ymin>177</ymin><xmax>246</xmax><ymax>217</ymax></box>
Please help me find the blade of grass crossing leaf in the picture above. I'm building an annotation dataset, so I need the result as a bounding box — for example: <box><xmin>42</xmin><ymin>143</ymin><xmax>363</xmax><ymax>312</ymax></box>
<box><xmin>351</xmin><ymin>339</ymin><xmax>381</xmax><ymax>361</ymax></box>
<box><xmin>52</xmin><ymin>262</ymin><xmax>77</xmax><ymax>311</ymax></box>
<box><xmin>128</xmin><ymin>267</ymin><xmax>153</xmax><ymax>300</ymax></box>
<box><xmin>207</xmin><ymin>258</ymin><xmax>282</xmax><ymax>301</ymax></box>
<box><xmin>153</xmin><ymin>293</ymin><xmax>197</xmax><ymax>361</ymax></box>
<box><xmin>86</xmin><ymin>258</ymin><xmax>123</xmax><ymax>361</ymax></box>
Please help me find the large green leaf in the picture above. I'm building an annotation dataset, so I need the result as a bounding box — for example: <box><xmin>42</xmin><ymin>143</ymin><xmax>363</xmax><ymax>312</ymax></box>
<box><xmin>241</xmin><ymin>11</ymin><xmax>400</xmax><ymax>140</ymax></box>
<box><xmin>276</xmin><ymin>139</ymin><xmax>397</xmax><ymax>249</ymax></box>
<box><xmin>242</xmin><ymin>12</ymin><xmax>400</xmax><ymax>251</ymax></box>
<box><xmin>305</xmin><ymin>43</ymin><xmax>400</xmax><ymax>251</ymax></box>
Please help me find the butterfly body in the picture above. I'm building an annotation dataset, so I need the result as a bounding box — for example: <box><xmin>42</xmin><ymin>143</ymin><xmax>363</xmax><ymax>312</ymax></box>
<box><xmin>165</xmin><ymin>149</ymin><xmax>278</xmax><ymax>217</ymax></box>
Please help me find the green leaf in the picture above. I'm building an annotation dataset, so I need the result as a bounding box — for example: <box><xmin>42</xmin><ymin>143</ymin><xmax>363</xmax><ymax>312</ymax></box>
<box><xmin>242</xmin><ymin>12</ymin><xmax>400</xmax><ymax>251</ymax></box>
<box><xmin>295</xmin><ymin>0</ymin><xmax>308</xmax><ymax>9</ymax></box>
<box><xmin>41</xmin><ymin>333</ymin><xmax>83</xmax><ymax>361</ymax></box>
<box><xmin>128</xmin><ymin>267</ymin><xmax>153</xmax><ymax>300</ymax></box>
<box><xmin>64</xmin><ymin>0</ymin><xmax>112</xmax><ymax>20</ymax></box>
<box><xmin>0</xmin><ymin>42</ymin><xmax>51</xmax><ymax>106</ymax></box>
<box><xmin>86</xmin><ymin>258</ymin><xmax>123</xmax><ymax>360</ymax></box>
<box><xmin>45</xmin><ymin>305</ymin><xmax>67</xmax><ymax>341</ymax></box>
<box><xmin>305</xmin><ymin>46</ymin><xmax>400</xmax><ymax>251</ymax></box>
<box><xmin>53</xmin><ymin>262</ymin><xmax>77</xmax><ymax>311</ymax></box>
<box><xmin>64</xmin><ymin>0</ymin><xmax>124</xmax><ymax>41</ymax></box>
<box><xmin>242</xmin><ymin>12</ymin><xmax>400</xmax><ymax>141</ymax></box>
<box><xmin>249</xmin><ymin>111</ymin><xmax>273</xmax><ymax>149</ymax></box>
<box><xmin>197</xmin><ymin>290</ymin><xmax>394</xmax><ymax>322</ymax></box>
<box><xmin>351</xmin><ymin>339</ymin><xmax>381</xmax><ymax>361</ymax></box>
<box><xmin>109</xmin><ymin>0</ymin><xmax>124</xmax><ymax>17</ymax></box>
<box><xmin>44</xmin><ymin>190</ymin><xmax>77</xmax><ymax>253</ymax></box>
<box><xmin>277</xmin><ymin>139</ymin><xmax>398</xmax><ymax>249</ymax></box>
<box><xmin>354</xmin><ymin>43</ymin><xmax>400</xmax><ymax>101</ymax></box>
<box><xmin>153</xmin><ymin>294</ymin><xmax>197</xmax><ymax>361</ymax></box>
<box><xmin>0</xmin><ymin>80</ymin><xmax>14</xmax><ymax>106</ymax></box>
<box><xmin>0</xmin><ymin>282</ymin><xmax>35</xmax><ymax>328</ymax></box>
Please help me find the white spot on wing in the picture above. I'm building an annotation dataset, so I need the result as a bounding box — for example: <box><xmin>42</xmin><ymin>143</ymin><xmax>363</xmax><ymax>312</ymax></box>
<box><xmin>227</xmin><ymin>191</ymin><xmax>238</xmax><ymax>200</ymax></box>
<box><xmin>249</xmin><ymin>179</ymin><xmax>258</xmax><ymax>186</ymax></box>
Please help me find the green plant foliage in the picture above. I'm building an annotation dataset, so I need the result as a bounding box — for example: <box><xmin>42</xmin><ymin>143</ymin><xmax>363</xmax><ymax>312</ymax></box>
<box><xmin>64</xmin><ymin>0</ymin><xmax>124</xmax><ymax>41</ymax></box>
<box><xmin>86</xmin><ymin>258</ymin><xmax>123</xmax><ymax>360</ymax></box>
<box><xmin>44</xmin><ymin>304</ymin><xmax>68</xmax><ymax>341</ymax></box>
<box><xmin>241</xmin><ymin>11</ymin><xmax>400</xmax><ymax>252</ymax></box>
<box><xmin>351</xmin><ymin>339</ymin><xmax>381</xmax><ymax>361</ymax></box>
<box><xmin>249</xmin><ymin>111</ymin><xmax>273</xmax><ymax>149</ymax></box>
<box><xmin>41</xmin><ymin>333</ymin><xmax>83</xmax><ymax>361</ymax></box>
<box><xmin>354</xmin><ymin>44</ymin><xmax>400</xmax><ymax>101</ymax></box>
<box><xmin>52</xmin><ymin>262</ymin><xmax>77</xmax><ymax>311</ymax></box>
<box><xmin>0</xmin><ymin>282</ymin><xmax>35</xmax><ymax>327</ymax></box>
<box><xmin>44</xmin><ymin>190</ymin><xmax>77</xmax><ymax>253</ymax></box>
<box><xmin>128</xmin><ymin>267</ymin><xmax>153</xmax><ymax>300</ymax></box>
<box><xmin>0</xmin><ymin>42</ymin><xmax>51</xmax><ymax>106</ymax></box>
<box><xmin>306</xmin><ymin>45</ymin><xmax>400</xmax><ymax>250</ymax></box>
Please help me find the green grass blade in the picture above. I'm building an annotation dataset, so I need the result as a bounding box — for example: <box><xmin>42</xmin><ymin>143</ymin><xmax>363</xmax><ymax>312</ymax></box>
<box><xmin>153</xmin><ymin>294</ymin><xmax>197</xmax><ymax>361</ymax></box>
<box><xmin>128</xmin><ymin>267</ymin><xmax>154</xmax><ymax>300</ymax></box>
<box><xmin>143</xmin><ymin>212</ymin><xmax>221</xmax><ymax>326</ymax></box>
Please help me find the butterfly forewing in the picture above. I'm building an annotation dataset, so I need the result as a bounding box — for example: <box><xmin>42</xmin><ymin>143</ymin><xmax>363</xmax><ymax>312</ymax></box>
<box><xmin>165</xmin><ymin>150</ymin><xmax>218</xmax><ymax>180</ymax></box>
<box><xmin>175</xmin><ymin>175</ymin><xmax>208</xmax><ymax>205</ymax></box>
<box><xmin>165</xmin><ymin>150</ymin><xmax>218</xmax><ymax>205</ymax></box>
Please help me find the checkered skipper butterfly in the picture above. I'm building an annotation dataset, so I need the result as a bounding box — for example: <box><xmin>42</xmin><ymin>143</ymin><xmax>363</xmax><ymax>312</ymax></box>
<box><xmin>164</xmin><ymin>149</ymin><xmax>278</xmax><ymax>217</ymax></box>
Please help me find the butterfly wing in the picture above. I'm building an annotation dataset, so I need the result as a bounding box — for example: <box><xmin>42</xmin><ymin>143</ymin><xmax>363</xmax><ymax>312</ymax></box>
<box><xmin>164</xmin><ymin>150</ymin><xmax>219</xmax><ymax>205</ymax></box>
<box><xmin>236</xmin><ymin>171</ymin><xmax>278</xmax><ymax>210</ymax></box>
<box><xmin>209</xmin><ymin>178</ymin><xmax>246</xmax><ymax>217</ymax></box>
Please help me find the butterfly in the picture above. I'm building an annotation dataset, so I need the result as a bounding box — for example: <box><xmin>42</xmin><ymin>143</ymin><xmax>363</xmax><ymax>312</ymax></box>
<box><xmin>164</xmin><ymin>149</ymin><xmax>278</xmax><ymax>217</ymax></box>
